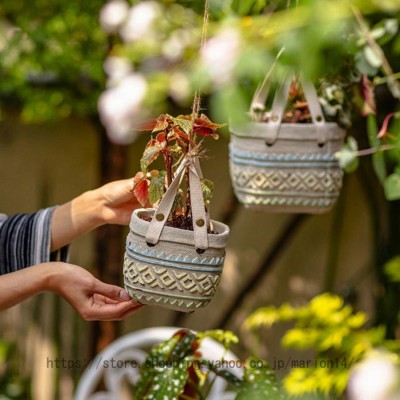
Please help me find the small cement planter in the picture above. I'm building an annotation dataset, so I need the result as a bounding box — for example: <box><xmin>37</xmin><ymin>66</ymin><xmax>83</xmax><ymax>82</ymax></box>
<box><xmin>229</xmin><ymin>122</ymin><xmax>346</xmax><ymax>213</ymax></box>
<box><xmin>229</xmin><ymin>76</ymin><xmax>346</xmax><ymax>214</ymax></box>
<box><xmin>124</xmin><ymin>209</ymin><xmax>230</xmax><ymax>312</ymax></box>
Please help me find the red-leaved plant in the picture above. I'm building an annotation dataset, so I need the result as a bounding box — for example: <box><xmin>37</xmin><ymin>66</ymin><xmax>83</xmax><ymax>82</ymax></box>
<box><xmin>132</xmin><ymin>113</ymin><xmax>224</xmax><ymax>230</ymax></box>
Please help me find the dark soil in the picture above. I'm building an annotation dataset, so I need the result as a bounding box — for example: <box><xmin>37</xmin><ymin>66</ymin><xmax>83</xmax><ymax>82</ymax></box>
<box><xmin>139</xmin><ymin>213</ymin><xmax>216</xmax><ymax>234</ymax></box>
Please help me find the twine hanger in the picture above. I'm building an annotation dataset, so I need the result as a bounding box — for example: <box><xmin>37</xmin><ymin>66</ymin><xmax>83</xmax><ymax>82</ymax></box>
<box><xmin>190</xmin><ymin>0</ymin><xmax>210</xmax><ymax>145</ymax></box>
<box><xmin>145</xmin><ymin>1</ymin><xmax>212</xmax><ymax>251</ymax></box>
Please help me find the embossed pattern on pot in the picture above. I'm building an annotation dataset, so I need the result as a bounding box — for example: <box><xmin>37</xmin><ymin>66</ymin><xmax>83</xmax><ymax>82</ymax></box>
<box><xmin>123</xmin><ymin>209</ymin><xmax>229</xmax><ymax>312</ymax></box>
<box><xmin>229</xmin><ymin>123</ymin><xmax>346</xmax><ymax>214</ymax></box>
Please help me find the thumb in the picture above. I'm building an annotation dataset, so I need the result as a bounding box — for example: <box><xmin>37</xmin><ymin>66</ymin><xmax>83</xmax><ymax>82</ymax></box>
<box><xmin>93</xmin><ymin>280</ymin><xmax>132</xmax><ymax>301</ymax></box>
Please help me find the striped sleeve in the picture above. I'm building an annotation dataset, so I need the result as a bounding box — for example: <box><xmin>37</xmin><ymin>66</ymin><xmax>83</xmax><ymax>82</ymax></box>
<box><xmin>0</xmin><ymin>207</ymin><xmax>68</xmax><ymax>275</ymax></box>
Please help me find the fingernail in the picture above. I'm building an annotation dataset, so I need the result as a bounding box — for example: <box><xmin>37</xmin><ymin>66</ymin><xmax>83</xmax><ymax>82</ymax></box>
<box><xmin>119</xmin><ymin>290</ymin><xmax>131</xmax><ymax>301</ymax></box>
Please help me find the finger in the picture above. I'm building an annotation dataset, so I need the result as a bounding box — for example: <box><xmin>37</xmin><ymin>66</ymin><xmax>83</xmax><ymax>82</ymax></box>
<box><xmin>87</xmin><ymin>300</ymin><xmax>141</xmax><ymax>321</ymax></box>
<box><xmin>118</xmin><ymin>304</ymin><xmax>144</xmax><ymax>319</ymax></box>
<box><xmin>92</xmin><ymin>294</ymin><xmax>120</xmax><ymax>305</ymax></box>
<box><xmin>92</xmin><ymin>280</ymin><xmax>133</xmax><ymax>302</ymax></box>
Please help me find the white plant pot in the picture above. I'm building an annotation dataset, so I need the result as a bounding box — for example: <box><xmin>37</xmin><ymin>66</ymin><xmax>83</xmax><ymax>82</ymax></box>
<box><xmin>229</xmin><ymin>121</ymin><xmax>346</xmax><ymax>213</ymax></box>
<box><xmin>123</xmin><ymin>209</ymin><xmax>230</xmax><ymax>312</ymax></box>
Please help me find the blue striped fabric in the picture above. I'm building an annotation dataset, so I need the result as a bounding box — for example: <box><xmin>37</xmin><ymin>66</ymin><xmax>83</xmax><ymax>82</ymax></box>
<box><xmin>0</xmin><ymin>207</ymin><xmax>68</xmax><ymax>275</ymax></box>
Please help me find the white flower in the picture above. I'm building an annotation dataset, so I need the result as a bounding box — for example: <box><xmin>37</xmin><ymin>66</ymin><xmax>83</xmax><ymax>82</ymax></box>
<box><xmin>98</xmin><ymin>74</ymin><xmax>147</xmax><ymax>144</ymax></box>
<box><xmin>103</xmin><ymin>56</ymin><xmax>133</xmax><ymax>85</ymax></box>
<box><xmin>348</xmin><ymin>351</ymin><xmax>400</xmax><ymax>400</ymax></box>
<box><xmin>162</xmin><ymin>34</ymin><xmax>185</xmax><ymax>62</ymax></box>
<box><xmin>120</xmin><ymin>1</ymin><xmax>161</xmax><ymax>43</ymax></box>
<box><xmin>100</xmin><ymin>0</ymin><xmax>129</xmax><ymax>33</ymax></box>
<box><xmin>200</xmin><ymin>28</ymin><xmax>240</xmax><ymax>86</ymax></box>
<box><xmin>162</xmin><ymin>30</ymin><xmax>195</xmax><ymax>62</ymax></box>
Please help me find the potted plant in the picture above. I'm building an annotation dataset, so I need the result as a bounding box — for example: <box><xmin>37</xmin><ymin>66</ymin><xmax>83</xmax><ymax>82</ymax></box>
<box><xmin>123</xmin><ymin>113</ymin><xmax>229</xmax><ymax>312</ymax></box>
<box><xmin>135</xmin><ymin>328</ymin><xmax>283</xmax><ymax>400</ymax></box>
<box><xmin>229</xmin><ymin>73</ymin><xmax>347</xmax><ymax>214</ymax></box>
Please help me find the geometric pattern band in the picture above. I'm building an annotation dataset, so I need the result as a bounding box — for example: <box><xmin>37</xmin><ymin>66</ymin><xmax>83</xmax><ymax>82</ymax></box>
<box><xmin>231</xmin><ymin>164</ymin><xmax>343</xmax><ymax>194</ymax></box>
<box><xmin>235</xmin><ymin>193</ymin><xmax>336</xmax><ymax>208</ymax></box>
<box><xmin>123</xmin><ymin>257</ymin><xmax>221</xmax><ymax>312</ymax></box>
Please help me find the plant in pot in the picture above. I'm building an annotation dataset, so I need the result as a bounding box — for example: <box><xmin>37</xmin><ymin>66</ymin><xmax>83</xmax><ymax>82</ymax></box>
<box><xmin>333</xmin><ymin>11</ymin><xmax>400</xmax><ymax>201</ymax></box>
<box><xmin>135</xmin><ymin>328</ymin><xmax>283</xmax><ymax>400</ymax></box>
<box><xmin>123</xmin><ymin>113</ymin><xmax>229</xmax><ymax>312</ymax></box>
<box><xmin>229</xmin><ymin>71</ymin><xmax>347</xmax><ymax>214</ymax></box>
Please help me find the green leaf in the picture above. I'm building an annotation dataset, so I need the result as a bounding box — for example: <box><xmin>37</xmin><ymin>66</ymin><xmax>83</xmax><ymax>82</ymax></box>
<box><xmin>335</xmin><ymin>149</ymin><xmax>359</xmax><ymax>173</ymax></box>
<box><xmin>148</xmin><ymin>171</ymin><xmax>166</xmax><ymax>205</ymax></box>
<box><xmin>335</xmin><ymin>137</ymin><xmax>359</xmax><ymax>172</ymax></box>
<box><xmin>371</xmin><ymin>18</ymin><xmax>399</xmax><ymax>45</ymax></box>
<box><xmin>140</xmin><ymin>141</ymin><xmax>165</xmax><ymax>173</ymax></box>
<box><xmin>363</xmin><ymin>45</ymin><xmax>383</xmax><ymax>68</ymax></box>
<box><xmin>197</xmin><ymin>330</ymin><xmax>239</xmax><ymax>349</ymax></box>
<box><xmin>367</xmin><ymin>114</ymin><xmax>387</xmax><ymax>184</ymax></box>
<box><xmin>201</xmin><ymin>179</ymin><xmax>214</xmax><ymax>207</ymax></box>
<box><xmin>235</xmin><ymin>358</ymin><xmax>283</xmax><ymax>400</ymax></box>
<box><xmin>355</xmin><ymin>51</ymin><xmax>379</xmax><ymax>76</ymax></box>
<box><xmin>136</xmin><ymin>358</ymin><xmax>190</xmax><ymax>400</ymax></box>
<box><xmin>136</xmin><ymin>332</ymin><xmax>191</xmax><ymax>400</ymax></box>
<box><xmin>173</xmin><ymin>116</ymin><xmax>193</xmax><ymax>135</ymax></box>
<box><xmin>231</xmin><ymin>0</ymin><xmax>268</xmax><ymax>15</ymax></box>
<box><xmin>282</xmin><ymin>328</ymin><xmax>320</xmax><ymax>349</ymax></box>
<box><xmin>244</xmin><ymin>306</ymin><xmax>281</xmax><ymax>330</ymax></box>
<box><xmin>384</xmin><ymin>256</ymin><xmax>400</xmax><ymax>282</ymax></box>
<box><xmin>231</xmin><ymin>0</ymin><xmax>255</xmax><ymax>15</ymax></box>
<box><xmin>172</xmin><ymin>190</ymin><xmax>184</xmax><ymax>214</ymax></box>
<box><xmin>170</xmin><ymin>330</ymin><xmax>197</xmax><ymax>360</ymax></box>
<box><xmin>348</xmin><ymin>136</ymin><xmax>358</xmax><ymax>152</ymax></box>
<box><xmin>198</xmin><ymin>358</ymin><xmax>242</xmax><ymax>387</ymax></box>
<box><xmin>153</xmin><ymin>115</ymin><xmax>170</xmax><ymax>133</ymax></box>
<box><xmin>384</xmin><ymin>173</ymin><xmax>400</xmax><ymax>200</ymax></box>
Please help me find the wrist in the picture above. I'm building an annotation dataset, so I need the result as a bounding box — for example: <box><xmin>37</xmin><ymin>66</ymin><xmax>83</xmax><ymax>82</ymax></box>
<box><xmin>42</xmin><ymin>262</ymin><xmax>71</xmax><ymax>294</ymax></box>
<box><xmin>36</xmin><ymin>262</ymin><xmax>64</xmax><ymax>294</ymax></box>
<box><xmin>75</xmin><ymin>189</ymin><xmax>105</xmax><ymax>229</ymax></box>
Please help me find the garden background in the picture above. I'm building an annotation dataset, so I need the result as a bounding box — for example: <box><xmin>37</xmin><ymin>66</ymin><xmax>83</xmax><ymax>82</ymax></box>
<box><xmin>0</xmin><ymin>0</ymin><xmax>399</xmax><ymax>399</ymax></box>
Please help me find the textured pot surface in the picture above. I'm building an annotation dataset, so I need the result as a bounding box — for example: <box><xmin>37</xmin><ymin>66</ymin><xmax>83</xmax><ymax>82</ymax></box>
<box><xmin>123</xmin><ymin>209</ymin><xmax>229</xmax><ymax>312</ymax></box>
<box><xmin>229</xmin><ymin>122</ymin><xmax>346</xmax><ymax>213</ymax></box>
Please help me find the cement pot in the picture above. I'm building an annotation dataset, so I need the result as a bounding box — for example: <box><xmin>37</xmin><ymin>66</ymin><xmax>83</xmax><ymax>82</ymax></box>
<box><xmin>229</xmin><ymin>76</ymin><xmax>346</xmax><ymax>214</ymax></box>
<box><xmin>123</xmin><ymin>209</ymin><xmax>229</xmax><ymax>312</ymax></box>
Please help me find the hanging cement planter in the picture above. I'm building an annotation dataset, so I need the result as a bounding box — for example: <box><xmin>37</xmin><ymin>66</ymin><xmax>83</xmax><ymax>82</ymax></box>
<box><xmin>123</xmin><ymin>158</ymin><xmax>230</xmax><ymax>313</ymax></box>
<box><xmin>229</xmin><ymin>76</ymin><xmax>346</xmax><ymax>214</ymax></box>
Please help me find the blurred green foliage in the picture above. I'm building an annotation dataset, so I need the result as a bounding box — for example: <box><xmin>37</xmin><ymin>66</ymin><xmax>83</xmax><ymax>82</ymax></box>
<box><xmin>0</xmin><ymin>0</ymin><xmax>107</xmax><ymax>122</ymax></box>
<box><xmin>0</xmin><ymin>339</ymin><xmax>30</xmax><ymax>399</ymax></box>
<box><xmin>245</xmin><ymin>293</ymin><xmax>400</xmax><ymax>397</ymax></box>
<box><xmin>1</xmin><ymin>0</ymin><xmax>399</xmax><ymax>126</ymax></box>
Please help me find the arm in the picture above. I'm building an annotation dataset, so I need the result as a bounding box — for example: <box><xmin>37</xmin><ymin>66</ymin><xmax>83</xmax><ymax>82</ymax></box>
<box><xmin>0</xmin><ymin>262</ymin><xmax>142</xmax><ymax>320</ymax></box>
<box><xmin>51</xmin><ymin>178</ymin><xmax>139</xmax><ymax>251</ymax></box>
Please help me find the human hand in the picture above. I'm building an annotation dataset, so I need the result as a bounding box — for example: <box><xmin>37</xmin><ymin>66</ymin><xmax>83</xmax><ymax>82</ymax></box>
<box><xmin>47</xmin><ymin>263</ymin><xmax>142</xmax><ymax>321</ymax></box>
<box><xmin>51</xmin><ymin>178</ymin><xmax>142</xmax><ymax>251</ymax></box>
<box><xmin>95</xmin><ymin>178</ymin><xmax>142</xmax><ymax>226</ymax></box>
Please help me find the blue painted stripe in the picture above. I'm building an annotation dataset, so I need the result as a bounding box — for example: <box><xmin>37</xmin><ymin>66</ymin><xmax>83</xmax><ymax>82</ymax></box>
<box><xmin>229</xmin><ymin>145</ymin><xmax>337</xmax><ymax>162</ymax></box>
<box><xmin>125</xmin><ymin>248</ymin><xmax>224</xmax><ymax>272</ymax></box>
<box><xmin>234</xmin><ymin>188</ymin><xmax>338</xmax><ymax>198</ymax></box>
<box><xmin>127</xmin><ymin>243</ymin><xmax>223</xmax><ymax>266</ymax></box>
<box><xmin>124</xmin><ymin>282</ymin><xmax>212</xmax><ymax>300</ymax></box>
<box><xmin>231</xmin><ymin>157</ymin><xmax>338</xmax><ymax>169</ymax></box>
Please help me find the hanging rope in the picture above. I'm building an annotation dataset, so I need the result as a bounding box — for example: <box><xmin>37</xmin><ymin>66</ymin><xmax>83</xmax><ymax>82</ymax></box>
<box><xmin>191</xmin><ymin>0</ymin><xmax>210</xmax><ymax>135</ymax></box>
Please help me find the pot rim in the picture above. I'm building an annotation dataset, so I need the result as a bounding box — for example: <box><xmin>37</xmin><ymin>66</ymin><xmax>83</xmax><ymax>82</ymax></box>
<box><xmin>230</xmin><ymin>120</ymin><xmax>346</xmax><ymax>141</ymax></box>
<box><xmin>129</xmin><ymin>208</ymin><xmax>229</xmax><ymax>249</ymax></box>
